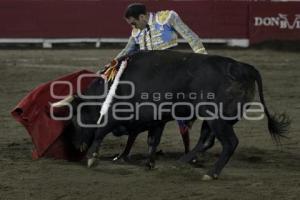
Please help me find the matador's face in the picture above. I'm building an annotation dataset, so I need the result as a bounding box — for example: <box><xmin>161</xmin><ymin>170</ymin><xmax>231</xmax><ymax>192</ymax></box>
<box><xmin>126</xmin><ymin>15</ymin><xmax>148</xmax><ymax>30</ymax></box>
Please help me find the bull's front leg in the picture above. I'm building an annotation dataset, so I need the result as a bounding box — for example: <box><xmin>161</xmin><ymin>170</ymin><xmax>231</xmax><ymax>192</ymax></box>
<box><xmin>113</xmin><ymin>133</ymin><xmax>138</xmax><ymax>162</ymax></box>
<box><xmin>145</xmin><ymin>124</ymin><xmax>165</xmax><ymax>169</ymax></box>
<box><xmin>86</xmin><ymin>128</ymin><xmax>110</xmax><ymax>168</ymax></box>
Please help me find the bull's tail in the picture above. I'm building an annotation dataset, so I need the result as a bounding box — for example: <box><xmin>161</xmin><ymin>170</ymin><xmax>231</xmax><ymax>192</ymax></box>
<box><xmin>252</xmin><ymin>67</ymin><xmax>290</xmax><ymax>143</ymax></box>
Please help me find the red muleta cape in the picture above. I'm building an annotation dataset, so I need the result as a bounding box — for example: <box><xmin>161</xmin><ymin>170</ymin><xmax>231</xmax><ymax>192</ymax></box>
<box><xmin>11</xmin><ymin>70</ymin><xmax>96</xmax><ymax>161</ymax></box>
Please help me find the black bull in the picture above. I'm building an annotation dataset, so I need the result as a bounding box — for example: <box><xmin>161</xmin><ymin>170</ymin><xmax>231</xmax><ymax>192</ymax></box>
<box><xmin>56</xmin><ymin>50</ymin><xmax>290</xmax><ymax>180</ymax></box>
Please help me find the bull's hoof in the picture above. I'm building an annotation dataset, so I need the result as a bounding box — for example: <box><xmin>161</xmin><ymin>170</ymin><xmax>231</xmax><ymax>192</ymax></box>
<box><xmin>191</xmin><ymin>157</ymin><xmax>198</xmax><ymax>164</ymax></box>
<box><xmin>87</xmin><ymin>153</ymin><xmax>98</xmax><ymax>168</ymax></box>
<box><xmin>112</xmin><ymin>155</ymin><xmax>130</xmax><ymax>163</ymax></box>
<box><xmin>87</xmin><ymin>158</ymin><xmax>96</xmax><ymax>168</ymax></box>
<box><xmin>201</xmin><ymin>174</ymin><xmax>218</xmax><ymax>181</ymax></box>
<box><xmin>145</xmin><ymin>161</ymin><xmax>155</xmax><ymax>170</ymax></box>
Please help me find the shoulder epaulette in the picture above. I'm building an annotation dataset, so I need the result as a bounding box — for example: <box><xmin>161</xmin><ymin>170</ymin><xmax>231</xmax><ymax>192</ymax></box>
<box><xmin>156</xmin><ymin>10</ymin><xmax>173</xmax><ymax>25</ymax></box>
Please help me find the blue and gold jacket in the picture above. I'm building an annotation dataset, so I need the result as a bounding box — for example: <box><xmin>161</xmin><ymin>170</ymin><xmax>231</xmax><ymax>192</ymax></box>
<box><xmin>116</xmin><ymin>10</ymin><xmax>207</xmax><ymax>59</ymax></box>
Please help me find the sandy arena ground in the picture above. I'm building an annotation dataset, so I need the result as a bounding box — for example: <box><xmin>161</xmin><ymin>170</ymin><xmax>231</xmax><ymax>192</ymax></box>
<box><xmin>0</xmin><ymin>48</ymin><xmax>299</xmax><ymax>200</ymax></box>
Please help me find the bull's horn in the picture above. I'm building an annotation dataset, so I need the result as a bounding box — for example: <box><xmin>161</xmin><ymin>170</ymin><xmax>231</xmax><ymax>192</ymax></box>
<box><xmin>51</xmin><ymin>95</ymin><xmax>74</xmax><ymax>107</ymax></box>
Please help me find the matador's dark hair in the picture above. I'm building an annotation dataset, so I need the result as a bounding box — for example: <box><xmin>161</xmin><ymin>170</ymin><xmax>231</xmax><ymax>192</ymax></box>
<box><xmin>124</xmin><ymin>3</ymin><xmax>147</xmax><ymax>19</ymax></box>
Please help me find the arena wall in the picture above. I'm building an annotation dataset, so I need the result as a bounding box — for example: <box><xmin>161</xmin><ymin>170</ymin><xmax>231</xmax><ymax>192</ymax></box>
<box><xmin>0</xmin><ymin>0</ymin><xmax>299</xmax><ymax>47</ymax></box>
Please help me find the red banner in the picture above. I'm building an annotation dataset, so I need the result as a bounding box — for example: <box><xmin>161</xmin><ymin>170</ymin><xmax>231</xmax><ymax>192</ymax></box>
<box><xmin>249</xmin><ymin>2</ymin><xmax>300</xmax><ymax>44</ymax></box>
<box><xmin>0</xmin><ymin>0</ymin><xmax>249</xmax><ymax>39</ymax></box>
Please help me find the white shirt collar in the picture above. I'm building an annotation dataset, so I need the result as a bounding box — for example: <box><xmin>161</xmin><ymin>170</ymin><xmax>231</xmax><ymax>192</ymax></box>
<box><xmin>148</xmin><ymin>12</ymin><xmax>154</xmax><ymax>25</ymax></box>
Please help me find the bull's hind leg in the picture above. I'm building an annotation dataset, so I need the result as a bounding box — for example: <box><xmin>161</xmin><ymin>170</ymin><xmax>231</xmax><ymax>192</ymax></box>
<box><xmin>145</xmin><ymin>124</ymin><xmax>165</xmax><ymax>169</ymax></box>
<box><xmin>202</xmin><ymin>120</ymin><xmax>239</xmax><ymax>181</ymax></box>
<box><xmin>179</xmin><ymin>121</ymin><xmax>215</xmax><ymax>163</ymax></box>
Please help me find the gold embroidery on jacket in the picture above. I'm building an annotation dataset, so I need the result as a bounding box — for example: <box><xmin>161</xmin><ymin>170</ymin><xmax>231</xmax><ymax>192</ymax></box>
<box><xmin>156</xmin><ymin>10</ymin><xmax>171</xmax><ymax>25</ymax></box>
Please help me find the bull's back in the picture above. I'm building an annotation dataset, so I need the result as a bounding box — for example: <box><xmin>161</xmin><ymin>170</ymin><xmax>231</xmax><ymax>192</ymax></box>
<box><xmin>122</xmin><ymin>51</ymin><xmax>209</xmax><ymax>91</ymax></box>
<box><xmin>121</xmin><ymin>50</ymin><xmax>257</xmax><ymax>99</ymax></box>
